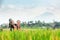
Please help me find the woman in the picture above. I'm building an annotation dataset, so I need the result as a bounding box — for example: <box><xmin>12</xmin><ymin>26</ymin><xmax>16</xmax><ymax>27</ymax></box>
<box><xmin>9</xmin><ymin>19</ymin><xmax>17</xmax><ymax>31</ymax></box>
<box><xmin>16</xmin><ymin>20</ymin><xmax>21</xmax><ymax>30</ymax></box>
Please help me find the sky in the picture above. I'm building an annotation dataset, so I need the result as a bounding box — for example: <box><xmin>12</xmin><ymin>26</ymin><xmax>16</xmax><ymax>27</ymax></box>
<box><xmin>0</xmin><ymin>0</ymin><xmax>60</xmax><ymax>24</ymax></box>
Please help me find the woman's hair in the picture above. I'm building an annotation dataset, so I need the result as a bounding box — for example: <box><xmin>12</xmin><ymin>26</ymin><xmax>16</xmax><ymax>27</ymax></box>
<box><xmin>9</xmin><ymin>18</ymin><xmax>15</xmax><ymax>25</ymax></box>
<box><xmin>17</xmin><ymin>20</ymin><xmax>20</xmax><ymax>22</ymax></box>
<box><xmin>9</xmin><ymin>18</ymin><xmax>12</xmax><ymax>22</ymax></box>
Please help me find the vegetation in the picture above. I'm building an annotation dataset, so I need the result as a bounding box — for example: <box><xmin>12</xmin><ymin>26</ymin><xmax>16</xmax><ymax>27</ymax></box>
<box><xmin>0</xmin><ymin>20</ymin><xmax>60</xmax><ymax>40</ymax></box>
<box><xmin>1</xmin><ymin>20</ymin><xmax>60</xmax><ymax>29</ymax></box>
<box><xmin>0</xmin><ymin>29</ymin><xmax>60</xmax><ymax>40</ymax></box>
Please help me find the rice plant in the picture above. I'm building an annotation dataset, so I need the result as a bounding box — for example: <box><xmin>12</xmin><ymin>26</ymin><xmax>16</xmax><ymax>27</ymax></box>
<box><xmin>0</xmin><ymin>29</ymin><xmax>60</xmax><ymax>40</ymax></box>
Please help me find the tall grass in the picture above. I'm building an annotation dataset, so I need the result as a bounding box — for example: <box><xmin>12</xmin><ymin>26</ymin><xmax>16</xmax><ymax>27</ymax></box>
<box><xmin>0</xmin><ymin>29</ymin><xmax>60</xmax><ymax>40</ymax></box>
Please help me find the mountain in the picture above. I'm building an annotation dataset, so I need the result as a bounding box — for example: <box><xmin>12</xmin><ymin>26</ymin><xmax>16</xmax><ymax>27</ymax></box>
<box><xmin>34</xmin><ymin>12</ymin><xmax>56</xmax><ymax>23</ymax></box>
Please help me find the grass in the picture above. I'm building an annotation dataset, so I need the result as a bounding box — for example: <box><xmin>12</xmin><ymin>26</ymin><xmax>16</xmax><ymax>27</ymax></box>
<box><xmin>0</xmin><ymin>29</ymin><xmax>60</xmax><ymax>40</ymax></box>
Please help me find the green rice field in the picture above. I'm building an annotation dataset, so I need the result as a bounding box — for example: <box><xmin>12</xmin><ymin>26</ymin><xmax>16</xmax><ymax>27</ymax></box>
<box><xmin>0</xmin><ymin>29</ymin><xmax>60</xmax><ymax>40</ymax></box>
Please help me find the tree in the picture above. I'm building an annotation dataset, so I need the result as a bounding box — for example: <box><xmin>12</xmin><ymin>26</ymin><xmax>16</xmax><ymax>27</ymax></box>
<box><xmin>42</xmin><ymin>21</ymin><xmax>46</xmax><ymax>26</ymax></box>
<box><xmin>53</xmin><ymin>21</ymin><xmax>60</xmax><ymax>29</ymax></box>
<box><xmin>27</xmin><ymin>21</ymin><xmax>33</xmax><ymax>28</ymax></box>
<box><xmin>1</xmin><ymin>24</ymin><xmax>8</xmax><ymax>28</ymax></box>
<box><xmin>21</xmin><ymin>22</ymin><xmax>25</xmax><ymax>27</ymax></box>
<box><xmin>37</xmin><ymin>20</ymin><xmax>43</xmax><ymax>27</ymax></box>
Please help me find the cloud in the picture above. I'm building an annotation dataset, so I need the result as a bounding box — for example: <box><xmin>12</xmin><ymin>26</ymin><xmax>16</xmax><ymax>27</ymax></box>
<box><xmin>0</xmin><ymin>0</ymin><xmax>60</xmax><ymax>24</ymax></box>
<box><xmin>7</xmin><ymin>4</ymin><xmax>16</xmax><ymax>8</ymax></box>
<box><xmin>0</xmin><ymin>5</ymin><xmax>47</xmax><ymax>17</ymax></box>
<box><xmin>0</xmin><ymin>4</ymin><xmax>60</xmax><ymax>20</ymax></box>
<box><xmin>0</xmin><ymin>5</ymin><xmax>47</xmax><ymax>24</ymax></box>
